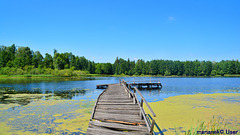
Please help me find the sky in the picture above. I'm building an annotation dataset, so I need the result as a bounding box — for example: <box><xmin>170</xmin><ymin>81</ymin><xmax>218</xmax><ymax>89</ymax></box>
<box><xmin>0</xmin><ymin>0</ymin><xmax>239</xmax><ymax>63</ymax></box>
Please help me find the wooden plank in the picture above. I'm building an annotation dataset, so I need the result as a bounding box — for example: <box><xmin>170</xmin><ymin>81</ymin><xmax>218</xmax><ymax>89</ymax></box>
<box><xmin>95</xmin><ymin>108</ymin><xmax>140</xmax><ymax>115</ymax></box>
<box><xmin>99</xmin><ymin>97</ymin><xmax>131</xmax><ymax>100</ymax></box>
<box><xmin>100</xmin><ymin>95</ymin><xmax>129</xmax><ymax>98</ymax></box>
<box><xmin>96</xmin><ymin>104</ymin><xmax>140</xmax><ymax>110</ymax></box>
<box><xmin>98</xmin><ymin>100</ymin><xmax>133</xmax><ymax>103</ymax></box>
<box><xmin>94</xmin><ymin>112</ymin><xmax>145</xmax><ymax>123</ymax></box>
<box><xmin>89</xmin><ymin>121</ymin><xmax>148</xmax><ymax>131</ymax></box>
<box><xmin>87</xmin><ymin>126</ymin><xmax>149</xmax><ymax>135</ymax></box>
<box><xmin>97</xmin><ymin>102</ymin><xmax>135</xmax><ymax>105</ymax></box>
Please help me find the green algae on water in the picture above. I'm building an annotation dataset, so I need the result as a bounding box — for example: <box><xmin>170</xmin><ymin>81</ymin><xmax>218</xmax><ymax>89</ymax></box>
<box><xmin>0</xmin><ymin>98</ymin><xmax>95</xmax><ymax>134</ymax></box>
<box><xmin>144</xmin><ymin>93</ymin><xmax>240</xmax><ymax>135</ymax></box>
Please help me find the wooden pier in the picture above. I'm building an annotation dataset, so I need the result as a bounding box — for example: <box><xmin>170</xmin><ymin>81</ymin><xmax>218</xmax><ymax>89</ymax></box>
<box><xmin>96</xmin><ymin>84</ymin><xmax>108</xmax><ymax>89</ymax></box>
<box><xmin>128</xmin><ymin>82</ymin><xmax>162</xmax><ymax>89</ymax></box>
<box><xmin>87</xmin><ymin>80</ymin><xmax>163</xmax><ymax>135</ymax></box>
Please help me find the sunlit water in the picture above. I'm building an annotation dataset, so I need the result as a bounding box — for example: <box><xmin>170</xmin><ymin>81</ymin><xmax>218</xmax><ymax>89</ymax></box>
<box><xmin>0</xmin><ymin>77</ymin><xmax>239</xmax><ymax>134</ymax></box>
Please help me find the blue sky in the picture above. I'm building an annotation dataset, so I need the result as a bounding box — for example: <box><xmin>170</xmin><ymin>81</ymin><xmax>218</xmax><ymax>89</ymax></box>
<box><xmin>0</xmin><ymin>0</ymin><xmax>239</xmax><ymax>63</ymax></box>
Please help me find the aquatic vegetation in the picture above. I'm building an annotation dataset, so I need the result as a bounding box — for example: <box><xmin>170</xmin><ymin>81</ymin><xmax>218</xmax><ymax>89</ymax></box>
<box><xmin>0</xmin><ymin>99</ymin><xmax>95</xmax><ymax>134</ymax></box>
<box><xmin>1</xmin><ymin>93</ymin><xmax>52</xmax><ymax>105</ymax></box>
<box><xmin>175</xmin><ymin>116</ymin><xmax>227</xmax><ymax>135</ymax></box>
<box><xmin>53</xmin><ymin>89</ymin><xmax>88</xmax><ymax>99</ymax></box>
<box><xmin>145</xmin><ymin>93</ymin><xmax>240</xmax><ymax>135</ymax></box>
<box><xmin>0</xmin><ymin>87</ymin><xmax>90</xmax><ymax>105</ymax></box>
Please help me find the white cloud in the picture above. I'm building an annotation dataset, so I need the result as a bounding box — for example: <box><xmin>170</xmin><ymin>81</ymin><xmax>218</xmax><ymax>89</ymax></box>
<box><xmin>132</xmin><ymin>58</ymin><xmax>138</xmax><ymax>61</ymax></box>
<box><xmin>91</xmin><ymin>57</ymin><xmax>103</xmax><ymax>59</ymax></box>
<box><xmin>168</xmin><ymin>16</ymin><xmax>176</xmax><ymax>21</ymax></box>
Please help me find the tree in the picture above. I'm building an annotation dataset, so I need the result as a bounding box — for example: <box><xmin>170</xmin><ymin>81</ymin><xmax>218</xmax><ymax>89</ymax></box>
<box><xmin>88</xmin><ymin>61</ymin><xmax>95</xmax><ymax>74</ymax></box>
<box><xmin>44</xmin><ymin>53</ymin><xmax>53</xmax><ymax>69</ymax></box>
<box><xmin>14</xmin><ymin>47</ymin><xmax>33</xmax><ymax>68</ymax></box>
<box><xmin>164</xmin><ymin>70</ymin><xmax>171</xmax><ymax>76</ymax></box>
<box><xmin>32</xmin><ymin>51</ymin><xmax>43</xmax><ymax>68</ymax></box>
<box><xmin>205</xmin><ymin>61</ymin><xmax>212</xmax><ymax>76</ymax></box>
<box><xmin>95</xmin><ymin>63</ymin><xmax>103</xmax><ymax>74</ymax></box>
<box><xmin>0</xmin><ymin>44</ymin><xmax>16</xmax><ymax>67</ymax></box>
<box><xmin>150</xmin><ymin>60</ymin><xmax>158</xmax><ymax>75</ymax></box>
<box><xmin>103</xmin><ymin>63</ymin><xmax>113</xmax><ymax>74</ymax></box>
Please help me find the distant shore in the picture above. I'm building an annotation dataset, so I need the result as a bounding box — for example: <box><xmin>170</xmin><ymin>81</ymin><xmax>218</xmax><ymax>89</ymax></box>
<box><xmin>0</xmin><ymin>74</ymin><xmax>240</xmax><ymax>79</ymax></box>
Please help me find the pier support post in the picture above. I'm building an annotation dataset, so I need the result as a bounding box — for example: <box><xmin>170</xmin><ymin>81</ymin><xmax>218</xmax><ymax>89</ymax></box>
<box><xmin>140</xmin><ymin>98</ymin><xmax>144</xmax><ymax>119</ymax></box>
<box><xmin>150</xmin><ymin>119</ymin><xmax>155</xmax><ymax>134</ymax></box>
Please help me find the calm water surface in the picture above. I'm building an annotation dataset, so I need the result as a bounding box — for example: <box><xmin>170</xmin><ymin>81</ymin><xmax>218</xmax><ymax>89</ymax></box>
<box><xmin>1</xmin><ymin>77</ymin><xmax>239</xmax><ymax>102</ymax></box>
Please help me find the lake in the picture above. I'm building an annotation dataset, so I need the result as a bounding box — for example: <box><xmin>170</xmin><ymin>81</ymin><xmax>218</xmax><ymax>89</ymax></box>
<box><xmin>0</xmin><ymin>77</ymin><xmax>239</xmax><ymax>134</ymax></box>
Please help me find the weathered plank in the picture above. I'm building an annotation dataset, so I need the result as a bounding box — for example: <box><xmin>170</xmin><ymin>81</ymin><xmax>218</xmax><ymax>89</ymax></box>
<box><xmin>100</xmin><ymin>97</ymin><xmax>129</xmax><ymax>99</ymax></box>
<box><xmin>94</xmin><ymin>112</ymin><xmax>145</xmax><ymax>123</ymax></box>
<box><xmin>87</xmin><ymin>126</ymin><xmax>149</xmax><ymax>135</ymax></box>
<box><xmin>89</xmin><ymin>121</ymin><xmax>148</xmax><ymax>131</ymax></box>
<box><xmin>97</xmin><ymin>102</ymin><xmax>135</xmax><ymax>105</ymax></box>
<box><xmin>96</xmin><ymin>104</ymin><xmax>140</xmax><ymax>110</ymax></box>
<box><xmin>98</xmin><ymin>99</ymin><xmax>133</xmax><ymax>103</ymax></box>
<box><xmin>95</xmin><ymin>108</ymin><xmax>140</xmax><ymax>115</ymax></box>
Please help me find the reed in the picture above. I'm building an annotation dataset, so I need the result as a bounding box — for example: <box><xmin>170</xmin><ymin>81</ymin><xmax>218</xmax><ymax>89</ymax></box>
<box><xmin>175</xmin><ymin>116</ymin><xmax>227</xmax><ymax>135</ymax></box>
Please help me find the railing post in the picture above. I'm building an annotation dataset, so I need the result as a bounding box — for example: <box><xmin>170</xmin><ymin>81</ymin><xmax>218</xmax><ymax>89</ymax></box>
<box><xmin>133</xmin><ymin>94</ymin><xmax>136</xmax><ymax>104</ymax></box>
<box><xmin>150</xmin><ymin>119</ymin><xmax>155</xmax><ymax>134</ymax></box>
<box><xmin>140</xmin><ymin>98</ymin><xmax>144</xmax><ymax>119</ymax></box>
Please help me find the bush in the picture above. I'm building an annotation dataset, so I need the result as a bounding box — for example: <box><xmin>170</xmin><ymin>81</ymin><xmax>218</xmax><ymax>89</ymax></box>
<box><xmin>16</xmin><ymin>68</ymin><xmax>24</xmax><ymax>75</ymax></box>
<box><xmin>73</xmin><ymin>70</ymin><xmax>88</xmax><ymax>76</ymax></box>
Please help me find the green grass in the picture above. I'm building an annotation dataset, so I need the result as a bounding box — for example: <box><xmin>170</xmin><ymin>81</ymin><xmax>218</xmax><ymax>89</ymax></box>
<box><xmin>224</xmin><ymin>74</ymin><xmax>240</xmax><ymax>77</ymax></box>
<box><xmin>1</xmin><ymin>73</ymin><xmax>240</xmax><ymax>78</ymax></box>
<box><xmin>0</xmin><ymin>74</ymin><xmax>55</xmax><ymax>78</ymax></box>
<box><xmin>175</xmin><ymin>116</ymin><xmax>227</xmax><ymax>135</ymax></box>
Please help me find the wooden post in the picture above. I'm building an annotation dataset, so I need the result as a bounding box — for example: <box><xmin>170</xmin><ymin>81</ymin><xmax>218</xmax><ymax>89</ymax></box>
<box><xmin>150</xmin><ymin>119</ymin><xmax>155</xmax><ymax>133</ymax></box>
<box><xmin>140</xmin><ymin>98</ymin><xmax>144</xmax><ymax>119</ymax></box>
<box><xmin>133</xmin><ymin>94</ymin><xmax>136</xmax><ymax>104</ymax></box>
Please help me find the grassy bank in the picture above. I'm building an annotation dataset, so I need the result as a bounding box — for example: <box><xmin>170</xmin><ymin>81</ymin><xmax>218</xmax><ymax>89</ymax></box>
<box><xmin>0</xmin><ymin>74</ymin><xmax>55</xmax><ymax>78</ymax></box>
<box><xmin>1</xmin><ymin>73</ymin><xmax>240</xmax><ymax>78</ymax></box>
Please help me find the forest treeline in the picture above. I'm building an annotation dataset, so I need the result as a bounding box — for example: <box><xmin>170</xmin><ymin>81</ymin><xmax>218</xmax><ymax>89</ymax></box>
<box><xmin>0</xmin><ymin>44</ymin><xmax>240</xmax><ymax>77</ymax></box>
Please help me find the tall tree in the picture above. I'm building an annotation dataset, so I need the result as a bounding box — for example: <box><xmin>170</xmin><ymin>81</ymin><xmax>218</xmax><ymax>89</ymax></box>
<box><xmin>14</xmin><ymin>47</ymin><xmax>33</xmax><ymax>68</ymax></box>
<box><xmin>44</xmin><ymin>53</ymin><xmax>53</xmax><ymax>69</ymax></box>
<box><xmin>32</xmin><ymin>51</ymin><xmax>43</xmax><ymax>68</ymax></box>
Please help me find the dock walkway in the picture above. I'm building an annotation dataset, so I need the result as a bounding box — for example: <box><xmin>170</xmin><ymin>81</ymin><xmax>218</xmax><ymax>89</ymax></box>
<box><xmin>86</xmin><ymin>80</ymin><xmax>162</xmax><ymax>135</ymax></box>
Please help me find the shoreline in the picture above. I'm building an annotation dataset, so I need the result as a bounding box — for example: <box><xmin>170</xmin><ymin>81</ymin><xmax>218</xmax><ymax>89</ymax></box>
<box><xmin>0</xmin><ymin>74</ymin><xmax>240</xmax><ymax>79</ymax></box>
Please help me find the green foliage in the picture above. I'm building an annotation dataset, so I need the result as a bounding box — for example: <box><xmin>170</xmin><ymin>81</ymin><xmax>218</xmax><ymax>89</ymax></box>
<box><xmin>44</xmin><ymin>53</ymin><xmax>53</xmax><ymax>69</ymax></box>
<box><xmin>175</xmin><ymin>116</ymin><xmax>227</xmax><ymax>135</ymax></box>
<box><xmin>0</xmin><ymin>44</ymin><xmax>240</xmax><ymax>77</ymax></box>
<box><xmin>14</xmin><ymin>46</ymin><xmax>32</xmax><ymax>68</ymax></box>
<box><xmin>164</xmin><ymin>70</ymin><xmax>171</xmax><ymax>76</ymax></box>
<box><xmin>211</xmin><ymin>70</ymin><xmax>217</xmax><ymax>76</ymax></box>
<box><xmin>95</xmin><ymin>63</ymin><xmax>103</xmax><ymax>74</ymax></box>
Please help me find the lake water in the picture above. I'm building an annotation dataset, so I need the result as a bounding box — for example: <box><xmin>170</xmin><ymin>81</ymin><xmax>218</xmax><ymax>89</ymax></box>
<box><xmin>0</xmin><ymin>77</ymin><xmax>239</xmax><ymax>134</ymax></box>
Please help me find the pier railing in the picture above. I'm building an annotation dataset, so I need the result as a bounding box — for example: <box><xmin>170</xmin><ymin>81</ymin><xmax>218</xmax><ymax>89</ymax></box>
<box><xmin>120</xmin><ymin>79</ymin><xmax>163</xmax><ymax>134</ymax></box>
<box><xmin>127</xmin><ymin>78</ymin><xmax>161</xmax><ymax>84</ymax></box>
